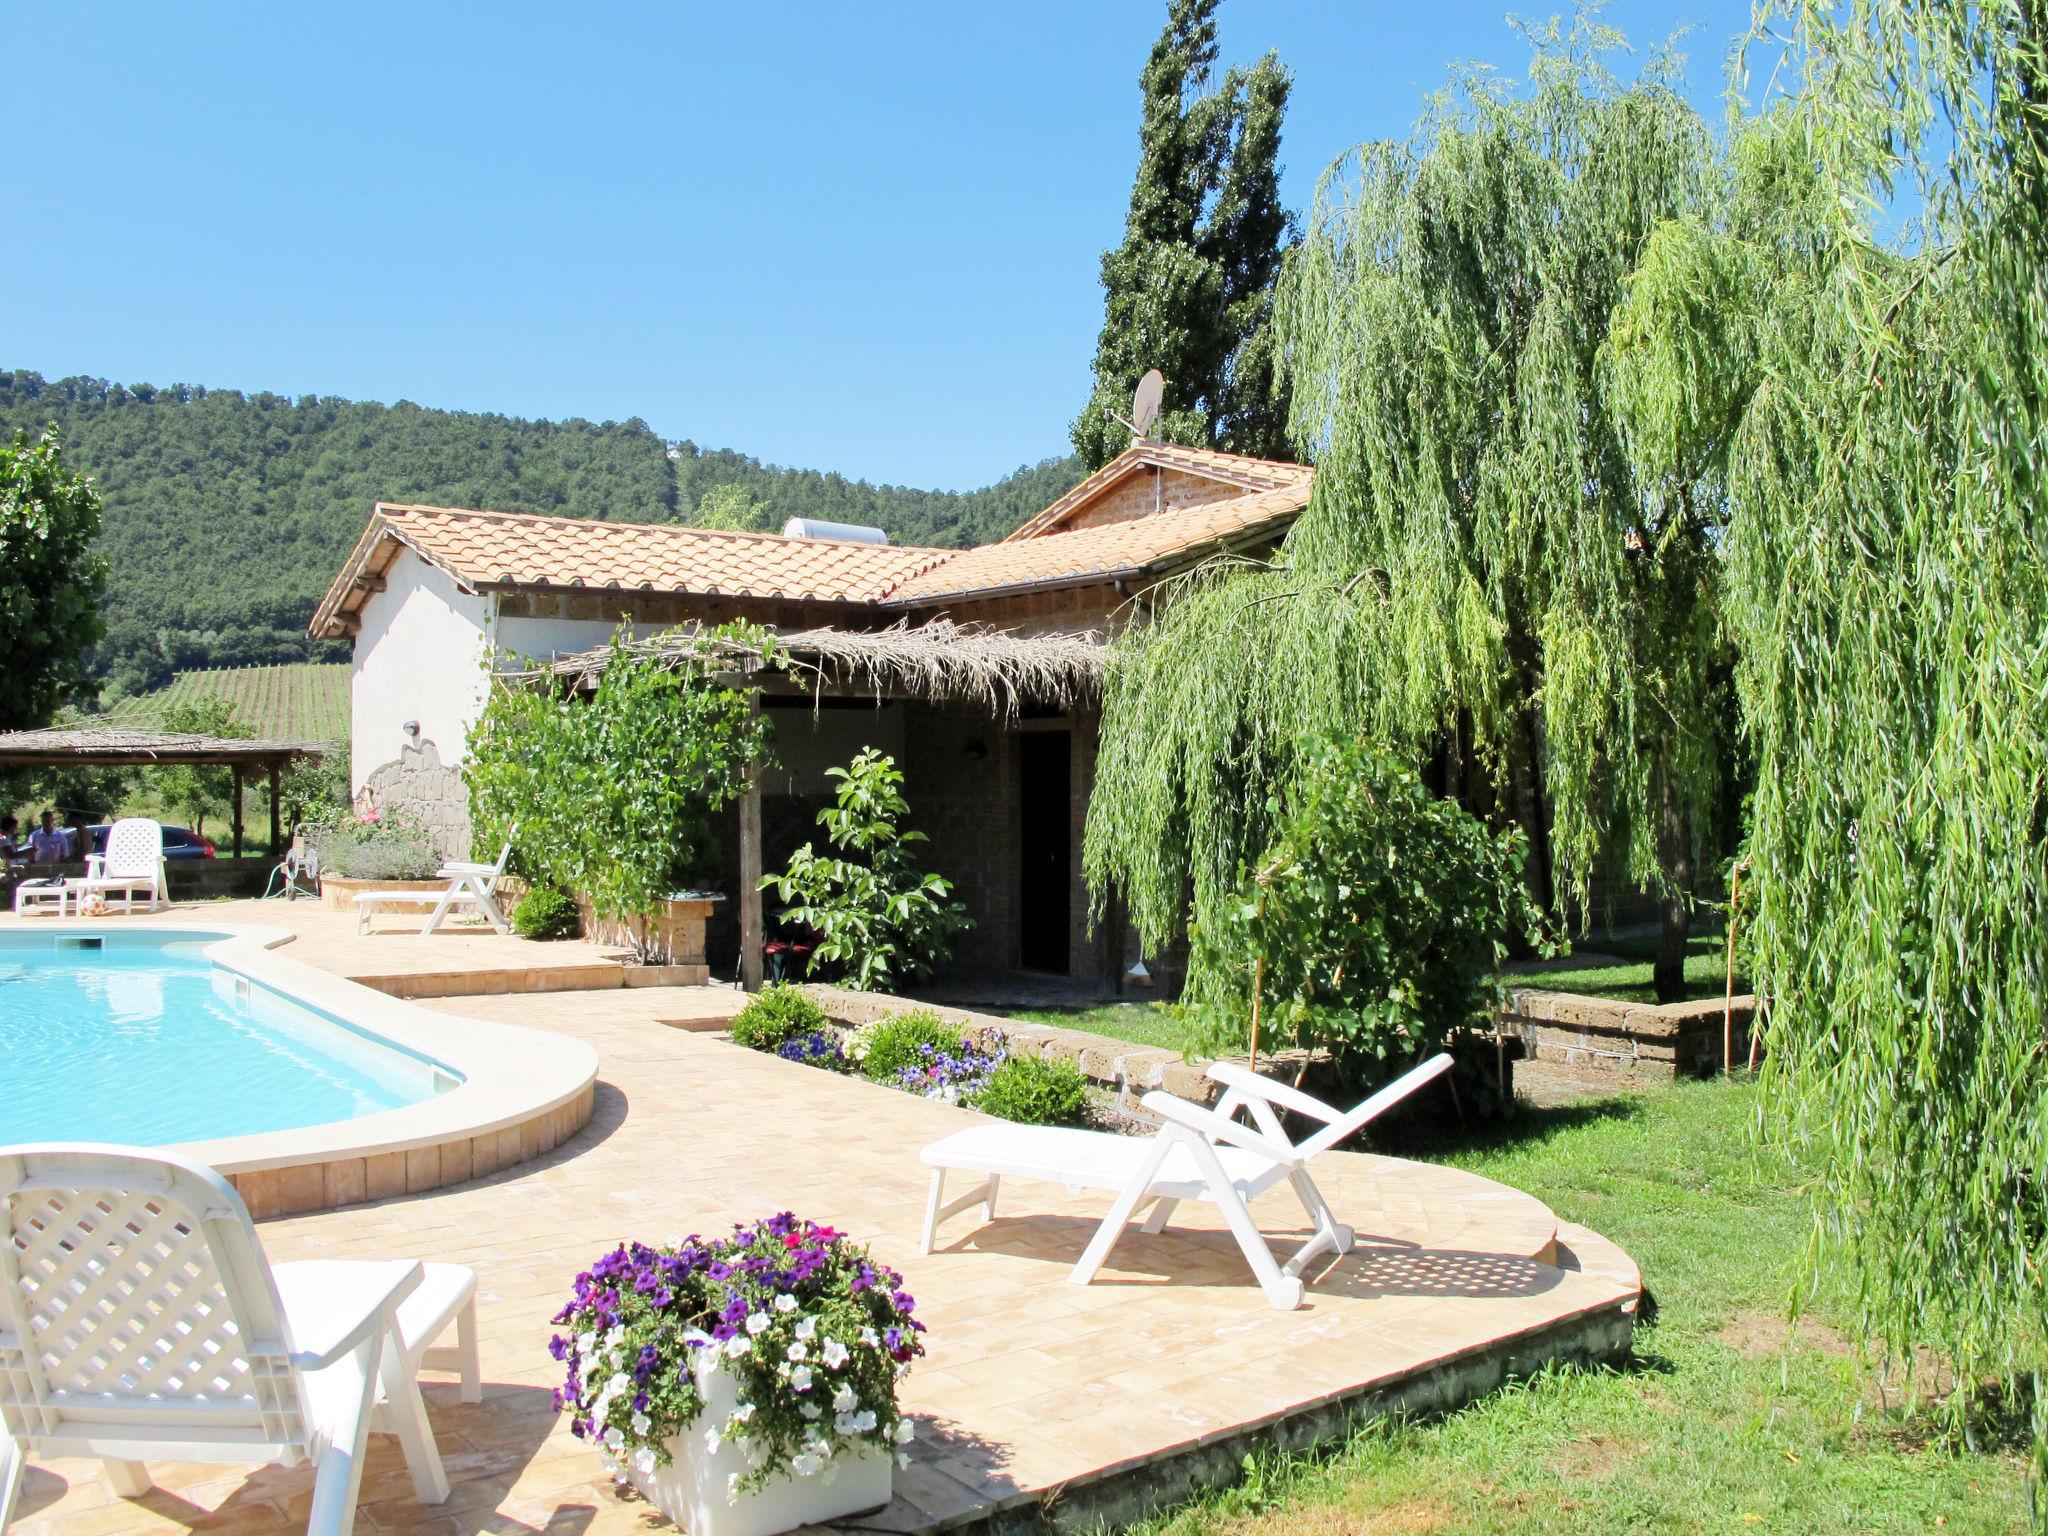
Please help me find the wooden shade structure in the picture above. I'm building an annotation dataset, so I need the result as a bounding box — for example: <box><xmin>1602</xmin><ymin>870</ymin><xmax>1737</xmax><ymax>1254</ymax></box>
<box><xmin>0</xmin><ymin>728</ymin><xmax>326</xmax><ymax>857</ymax></box>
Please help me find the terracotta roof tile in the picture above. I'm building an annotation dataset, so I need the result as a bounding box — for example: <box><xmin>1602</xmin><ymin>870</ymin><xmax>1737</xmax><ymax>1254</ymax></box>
<box><xmin>1002</xmin><ymin>442</ymin><xmax>1313</xmax><ymax>542</ymax></box>
<box><xmin>883</xmin><ymin>481</ymin><xmax>1309</xmax><ymax>604</ymax></box>
<box><xmin>376</xmin><ymin>503</ymin><xmax>955</xmax><ymax>603</ymax></box>
<box><xmin>310</xmin><ymin>456</ymin><xmax>1315</xmax><ymax>638</ymax></box>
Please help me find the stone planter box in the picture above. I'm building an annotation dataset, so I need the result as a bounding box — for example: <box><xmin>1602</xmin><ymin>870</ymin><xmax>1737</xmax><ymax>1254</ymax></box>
<box><xmin>318</xmin><ymin>875</ymin><xmax>446</xmax><ymax>914</ymax></box>
<box><xmin>575</xmin><ymin>893</ymin><xmax>721</xmax><ymax>981</ymax></box>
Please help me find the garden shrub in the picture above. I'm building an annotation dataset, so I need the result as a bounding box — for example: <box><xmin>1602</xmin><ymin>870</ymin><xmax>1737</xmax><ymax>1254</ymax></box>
<box><xmin>893</xmin><ymin>1028</ymin><xmax>1006</xmax><ymax>1102</ymax></box>
<box><xmin>856</xmin><ymin>1010</ymin><xmax>965</xmax><ymax>1085</ymax></box>
<box><xmin>968</xmin><ymin>1055</ymin><xmax>1090</xmax><ymax>1126</ymax></box>
<box><xmin>729</xmin><ymin>985</ymin><xmax>828</xmax><ymax>1052</ymax></box>
<box><xmin>1186</xmin><ymin>733</ymin><xmax>1550</xmax><ymax>1086</ymax></box>
<box><xmin>512</xmin><ymin>883</ymin><xmax>581</xmax><ymax>941</ymax></box>
<box><xmin>308</xmin><ymin>809</ymin><xmax>439</xmax><ymax>880</ymax></box>
<box><xmin>762</xmin><ymin>749</ymin><xmax>971</xmax><ymax>990</ymax></box>
<box><xmin>466</xmin><ymin>624</ymin><xmax>776</xmax><ymax>959</ymax></box>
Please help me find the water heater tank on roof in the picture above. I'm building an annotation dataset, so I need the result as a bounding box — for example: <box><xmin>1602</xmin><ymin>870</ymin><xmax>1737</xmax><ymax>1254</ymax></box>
<box><xmin>780</xmin><ymin>518</ymin><xmax>890</xmax><ymax>544</ymax></box>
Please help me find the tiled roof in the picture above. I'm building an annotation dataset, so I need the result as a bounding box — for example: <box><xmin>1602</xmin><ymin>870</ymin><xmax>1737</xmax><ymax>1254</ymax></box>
<box><xmin>1001</xmin><ymin>442</ymin><xmax>1313</xmax><ymax>542</ymax></box>
<box><xmin>880</xmin><ymin>481</ymin><xmax>1308</xmax><ymax>604</ymax></box>
<box><xmin>311</xmin><ymin>504</ymin><xmax>957</xmax><ymax>632</ymax></box>
<box><xmin>311</xmin><ymin>448</ymin><xmax>1315</xmax><ymax>637</ymax></box>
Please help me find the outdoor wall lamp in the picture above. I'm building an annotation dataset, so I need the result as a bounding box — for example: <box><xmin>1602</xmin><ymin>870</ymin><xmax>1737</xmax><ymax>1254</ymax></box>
<box><xmin>402</xmin><ymin>720</ymin><xmax>420</xmax><ymax>739</ymax></box>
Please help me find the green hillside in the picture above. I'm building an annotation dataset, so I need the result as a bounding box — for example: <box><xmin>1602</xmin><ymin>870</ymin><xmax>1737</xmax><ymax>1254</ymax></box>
<box><xmin>0</xmin><ymin>370</ymin><xmax>1083</xmax><ymax>694</ymax></box>
<box><xmin>103</xmin><ymin>663</ymin><xmax>350</xmax><ymax>743</ymax></box>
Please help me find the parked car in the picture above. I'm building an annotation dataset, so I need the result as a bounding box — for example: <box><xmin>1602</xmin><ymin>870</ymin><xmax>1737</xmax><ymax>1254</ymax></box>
<box><xmin>84</xmin><ymin>823</ymin><xmax>217</xmax><ymax>860</ymax></box>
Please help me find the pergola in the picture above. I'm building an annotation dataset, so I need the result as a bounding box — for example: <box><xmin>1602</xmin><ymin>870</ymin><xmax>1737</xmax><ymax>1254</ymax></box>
<box><xmin>498</xmin><ymin>618</ymin><xmax>1109</xmax><ymax>989</ymax></box>
<box><xmin>0</xmin><ymin>728</ymin><xmax>327</xmax><ymax>857</ymax></box>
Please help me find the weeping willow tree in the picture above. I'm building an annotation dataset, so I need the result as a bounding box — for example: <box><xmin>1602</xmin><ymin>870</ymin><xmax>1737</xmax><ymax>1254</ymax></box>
<box><xmin>1653</xmin><ymin>0</ymin><xmax>2048</xmax><ymax>1459</ymax></box>
<box><xmin>1086</xmin><ymin>17</ymin><xmax>1739</xmax><ymax>1011</ymax></box>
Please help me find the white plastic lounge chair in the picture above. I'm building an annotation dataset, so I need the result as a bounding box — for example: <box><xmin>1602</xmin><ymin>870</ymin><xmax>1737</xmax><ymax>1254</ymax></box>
<box><xmin>919</xmin><ymin>1052</ymin><xmax>1455</xmax><ymax>1310</ymax></box>
<box><xmin>71</xmin><ymin>819</ymin><xmax>166</xmax><ymax>914</ymax></box>
<box><xmin>0</xmin><ymin>1144</ymin><xmax>479</xmax><ymax>1535</ymax></box>
<box><xmin>354</xmin><ymin>824</ymin><xmax>516</xmax><ymax>936</ymax></box>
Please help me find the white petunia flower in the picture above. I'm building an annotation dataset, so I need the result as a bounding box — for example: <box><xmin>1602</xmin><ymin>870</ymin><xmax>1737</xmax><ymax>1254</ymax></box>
<box><xmin>792</xmin><ymin>1451</ymin><xmax>824</xmax><ymax>1477</ymax></box>
<box><xmin>831</xmin><ymin>1385</ymin><xmax>857</xmax><ymax>1413</ymax></box>
<box><xmin>705</xmin><ymin>1426</ymin><xmax>724</xmax><ymax>1453</ymax></box>
<box><xmin>630</xmin><ymin>1411</ymin><xmax>651</xmax><ymax>1437</ymax></box>
<box><xmin>821</xmin><ymin>1338</ymin><xmax>850</xmax><ymax>1369</ymax></box>
<box><xmin>603</xmin><ymin>1426</ymin><xmax>625</xmax><ymax>1450</ymax></box>
<box><xmin>800</xmin><ymin>1402</ymin><xmax>822</xmax><ymax>1421</ymax></box>
<box><xmin>859</xmin><ymin>1326</ymin><xmax>880</xmax><ymax>1348</ymax></box>
<box><xmin>631</xmin><ymin>1446</ymin><xmax>657</xmax><ymax>1477</ymax></box>
<box><xmin>835</xmin><ymin>1410</ymin><xmax>858</xmax><ymax>1433</ymax></box>
<box><xmin>731</xmin><ymin>1401</ymin><xmax>755</xmax><ymax>1422</ymax></box>
<box><xmin>774</xmin><ymin>1293</ymin><xmax>798</xmax><ymax>1313</ymax></box>
<box><xmin>894</xmin><ymin>1418</ymin><xmax>916</xmax><ymax>1445</ymax></box>
<box><xmin>790</xmin><ymin>1364</ymin><xmax>813</xmax><ymax>1391</ymax></box>
<box><xmin>724</xmin><ymin>1334</ymin><xmax>752</xmax><ymax>1359</ymax></box>
<box><xmin>576</xmin><ymin>1330</ymin><xmax>597</xmax><ymax>1357</ymax></box>
<box><xmin>726</xmin><ymin>1472</ymin><xmax>742</xmax><ymax>1499</ymax></box>
<box><xmin>854</xmin><ymin>1410</ymin><xmax>877</xmax><ymax>1433</ymax></box>
<box><xmin>745</xmin><ymin>1312</ymin><xmax>771</xmax><ymax>1336</ymax></box>
<box><xmin>794</xmin><ymin>1314</ymin><xmax>817</xmax><ymax>1340</ymax></box>
<box><xmin>786</xmin><ymin>1340</ymin><xmax>808</xmax><ymax>1362</ymax></box>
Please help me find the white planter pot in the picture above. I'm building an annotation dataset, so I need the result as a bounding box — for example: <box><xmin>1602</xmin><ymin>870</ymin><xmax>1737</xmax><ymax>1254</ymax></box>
<box><xmin>630</xmin><ymin>1359</ymin><xmax>893</xmax><ymax>1536</ymax></box>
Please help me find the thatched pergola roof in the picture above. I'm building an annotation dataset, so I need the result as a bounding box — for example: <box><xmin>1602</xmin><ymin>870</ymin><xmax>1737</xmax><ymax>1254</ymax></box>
<box><xmin>497</xmin><ymin>620</ymin><xmax>1106</xmax><ymax>716</ymax></box>
<box><xmin>0</xmin><ymin>728</ymin><xmax>326</xmax><ymax>769</ymax></box>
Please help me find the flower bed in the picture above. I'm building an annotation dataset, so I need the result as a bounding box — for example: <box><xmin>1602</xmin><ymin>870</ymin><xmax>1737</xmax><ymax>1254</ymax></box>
<box><xmin>552</xmin><ymin>1215</ymin><xmax>922</xmax><ymax>1532</ymax></box>
<box><xmin>728</xmin><ymin>987</ymin><xmax>1093</xmax><ymax>1127</ymax></box>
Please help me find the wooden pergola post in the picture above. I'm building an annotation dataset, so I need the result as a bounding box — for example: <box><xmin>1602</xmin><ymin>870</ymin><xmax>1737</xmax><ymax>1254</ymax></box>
<box><xmin>268</xmin><ymin>762</ymin><xmax>283</xmax><ymax>855</ymax></box>
<box><xmin>739</xmin><ymin>695</ymin><xmax>765</xmax><ymax>993</ymax></box>
<box><xmin>230</xmin><ymin>765</ymin><xmax>245</xmax><ymax>859</ymax></box>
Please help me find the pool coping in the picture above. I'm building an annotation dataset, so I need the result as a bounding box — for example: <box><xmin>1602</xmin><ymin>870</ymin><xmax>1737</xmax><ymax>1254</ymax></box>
<box><xmin>5</xmin><ymin>920</ymin><xmax>600</xmax><ymax>1218</ymax></box>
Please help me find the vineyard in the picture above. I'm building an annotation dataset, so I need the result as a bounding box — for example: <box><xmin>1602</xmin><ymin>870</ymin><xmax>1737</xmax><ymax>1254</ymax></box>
<box><xmin>105</xmin><ymin>663</ymin><xmax>349</xmax><ymax>744</ymax></box>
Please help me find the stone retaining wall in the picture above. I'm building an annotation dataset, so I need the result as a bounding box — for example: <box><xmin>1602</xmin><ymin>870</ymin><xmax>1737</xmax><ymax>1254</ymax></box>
<box><xmin>1504</xmin><ymin>985</ymin><xmax>1758</xmax><ymax>1076</ymax></box>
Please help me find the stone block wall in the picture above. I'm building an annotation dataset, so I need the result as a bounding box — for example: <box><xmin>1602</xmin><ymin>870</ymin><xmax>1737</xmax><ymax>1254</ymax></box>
<box><xmin>360</xmin><ymin>740</ymin><xmax>473</xmax><ymax>861</ymax></box>
<box><xmin>1503</xmin><ymin>985</ymin><xmax>1758</xmax><ymax>1076</ymax></box>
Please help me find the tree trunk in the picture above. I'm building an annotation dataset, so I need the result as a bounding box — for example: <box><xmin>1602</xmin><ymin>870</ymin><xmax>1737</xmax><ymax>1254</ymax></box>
<box><xmin>1653</xmin><ymin>762</ymin><xmax>1694</xmax><ymax>1004</ymax></box>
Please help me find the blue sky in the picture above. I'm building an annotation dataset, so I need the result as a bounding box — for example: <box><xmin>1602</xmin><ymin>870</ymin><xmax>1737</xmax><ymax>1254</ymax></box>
<box><xmin>7</xmin><ymin>1</ymin><xmax>1756</xmax><ymax>492</ymax></box>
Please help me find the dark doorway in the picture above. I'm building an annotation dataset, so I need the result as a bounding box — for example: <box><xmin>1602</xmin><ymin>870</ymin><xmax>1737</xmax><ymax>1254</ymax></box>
<box><xmin>1018</xmin><ymin>731</ymin><xmax>1071</xmax><ymax>973</ymax></box>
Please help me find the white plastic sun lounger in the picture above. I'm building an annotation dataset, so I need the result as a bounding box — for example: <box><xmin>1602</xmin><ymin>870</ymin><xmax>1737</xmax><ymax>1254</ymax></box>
<box><xmin>72</xmin><ymin>818</ymin><xmax>167</xmax><ymax>914</ymax></box>
<box><xmin>919</xmin><ymin>1053</ymin><xmax>1454</xmax><ymax>1310</ymax></box>
<box><xmin>0</xmin><ymin>1144</ymin><xmax>479</xmax><ymax>1536</ymax></box>
<box><xmin>354</xmin><ymin>825</ymin><xmax>516</xmax><ymax>936</ymax></box>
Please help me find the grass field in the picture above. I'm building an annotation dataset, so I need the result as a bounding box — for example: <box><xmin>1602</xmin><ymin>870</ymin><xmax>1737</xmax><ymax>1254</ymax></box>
<box><xmin>1514</xmin><ymin>932</ymin><xmax>1749</xmax><ymax>1006</ymax></box>
<box><xmin>106</xmin><ymin>663</ymin><xmax>349</xmax><ymax>743</ymax></box>
<box><xmin>1126</xmin><ymin>1079</ymin><xmax>2027</xmax><ymax>1535</ymax></box>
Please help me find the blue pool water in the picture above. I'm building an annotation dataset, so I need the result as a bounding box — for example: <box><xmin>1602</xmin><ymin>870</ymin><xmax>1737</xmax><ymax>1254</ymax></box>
<box><xmin>0</xmin><ymin>931</ymin><xmax>457</xmax><ymax>1146</ymax></box>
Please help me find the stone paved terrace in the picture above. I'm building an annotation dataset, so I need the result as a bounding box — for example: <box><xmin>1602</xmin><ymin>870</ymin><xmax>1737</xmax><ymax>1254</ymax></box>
<box><xmin>3</xmin><ymin>901</ymin><xmax>1642</xmax><ymax>1535</ymax></box>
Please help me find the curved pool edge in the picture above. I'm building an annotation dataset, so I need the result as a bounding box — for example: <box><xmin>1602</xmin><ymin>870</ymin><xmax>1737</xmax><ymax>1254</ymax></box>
<box><xmin>14</xmin><ymin>920</ymin><xmax>600</xmax><ymax>1219</ymax></box>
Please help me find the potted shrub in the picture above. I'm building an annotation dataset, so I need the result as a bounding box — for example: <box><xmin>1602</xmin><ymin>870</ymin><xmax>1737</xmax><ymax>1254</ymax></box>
<box><xmin>552</xmin><ymin>1215</ymin><xmax>924</xmax><ymax>1536</ymax></box>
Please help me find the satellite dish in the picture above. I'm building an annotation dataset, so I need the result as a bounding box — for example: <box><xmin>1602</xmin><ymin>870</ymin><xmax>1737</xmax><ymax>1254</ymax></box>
<box><xmin>1131</xmin><ymin>369</ymin><xmax>1165</xmax><ymax>440</ymax></box>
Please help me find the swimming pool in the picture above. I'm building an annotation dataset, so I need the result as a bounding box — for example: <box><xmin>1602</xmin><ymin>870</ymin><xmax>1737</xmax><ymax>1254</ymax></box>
<box><xmin>0</xmin><ymin>930</ymin><xmax>460</xmax><ymax>1147</ymax></box>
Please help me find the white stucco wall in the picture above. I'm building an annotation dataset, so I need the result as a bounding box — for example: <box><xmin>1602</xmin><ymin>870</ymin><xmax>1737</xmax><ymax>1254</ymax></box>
<box><xmin>493</xmin><ymin>612</ymin><xmax>663</xmax><ymax>667</ymax></box>
<box><xmin>349</xmin><ymin>553</ymin><xmax>492</xmax><ymax>792</ymax></box>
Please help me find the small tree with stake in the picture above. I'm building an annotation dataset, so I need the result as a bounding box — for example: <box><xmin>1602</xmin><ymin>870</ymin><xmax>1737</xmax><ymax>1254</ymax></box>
<box><xmin>763</xmin><ymin>749</ymin><xmax>971</xmax><ymax>992</ymax></box>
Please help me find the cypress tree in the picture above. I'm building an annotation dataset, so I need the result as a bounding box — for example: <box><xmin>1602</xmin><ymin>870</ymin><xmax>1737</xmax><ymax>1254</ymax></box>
<box><xmin>1072</xmin><ymin>0</ymin><xmax>1294</xmax><ymax>469</ymax></box>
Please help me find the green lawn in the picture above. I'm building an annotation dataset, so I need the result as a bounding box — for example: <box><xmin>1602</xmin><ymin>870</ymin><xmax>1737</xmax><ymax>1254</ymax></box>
<box><xmin>1009</xmin><ymin>1001</ymin><xmax>1188</xmax><ymax>1052</ymax></box>
<box><xmin>1509</xmin><ymin>932</ymin><xmax>1748</xmax><ymax>1006</ymax></box>
<box><xmin>1122</xmin><ymin>1079</ymin><xmax>2027</xmax><ymax>1535</ymax></box>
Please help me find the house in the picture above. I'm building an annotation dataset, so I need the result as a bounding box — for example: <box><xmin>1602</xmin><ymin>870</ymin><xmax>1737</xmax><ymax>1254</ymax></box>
<box><xmin>310</xmin><ymin>442</ymin><xmax>1313</xmax><ymax>983</ymax></box>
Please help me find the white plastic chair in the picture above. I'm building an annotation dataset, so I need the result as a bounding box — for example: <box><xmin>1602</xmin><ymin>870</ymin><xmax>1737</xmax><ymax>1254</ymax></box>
<box><xmin>74</xmin><ymin>820</ymin><xmax>166</xmax><ymax>914</ymax></box>
<box><xmin>919</xmin><ymin>1053</ymin><xmax>1455</xmax><ymax>1309</ymax></box>
<box><xmin>0</xmin><ymin>1144</ymin><xmax>476</xmax><ymax>1534</ymax></box>
<box><xmin>353</xmin><ymin>825</ymin><xmax>516</xmax><ymax>936</ymax></box>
